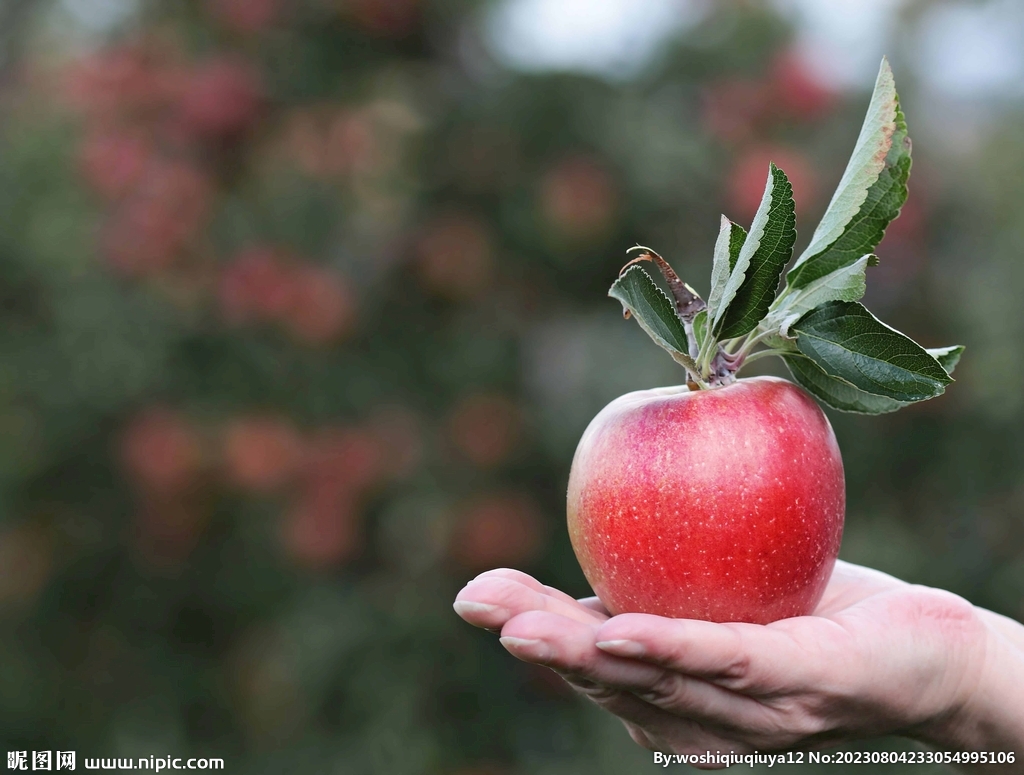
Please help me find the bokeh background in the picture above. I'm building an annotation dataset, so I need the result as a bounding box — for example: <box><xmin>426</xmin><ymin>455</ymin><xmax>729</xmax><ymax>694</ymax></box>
<box><xmin>0</xmin><ymin>0</ymin><xmax>1022</xmax><ymax>772</ymax></box>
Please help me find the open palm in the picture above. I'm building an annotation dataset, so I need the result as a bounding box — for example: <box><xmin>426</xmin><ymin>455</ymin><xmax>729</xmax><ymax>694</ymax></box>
<box><xmin>453</xmin><ymin>561</ymin><xmax>988</xmax><ymax>759</ymax></box>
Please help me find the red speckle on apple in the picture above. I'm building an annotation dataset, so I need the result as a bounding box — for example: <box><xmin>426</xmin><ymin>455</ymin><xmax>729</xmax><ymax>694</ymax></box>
<box><xmin>567</xmin><ymin>377</ymin><xmax>844</xmax><ymax>624</ymax></box>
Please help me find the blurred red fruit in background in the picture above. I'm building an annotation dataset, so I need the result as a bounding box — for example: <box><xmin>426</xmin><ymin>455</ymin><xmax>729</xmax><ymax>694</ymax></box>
<box><xmin>281</xmin><ymin>265</ymin><xmax>356</xmax><ymax>345</ymax></box>
<box><xmin>700</xmin><ymin>78</ymin><xmax>768</xmax><ymax>143</ymax></box>
<box><xmin>120</xmin><ymin>408</ymin><xmax>204</xmax><ymax>496</ymax></box>
<box><xmin>102</xmin><ymin>160</ymin><xmax>212</xmax><ymax>277</ymax></box>
<box><xmin>281</xmin><ymin>107</ymin><xmax>384</xmax><ymax>180</ymax></box>
<box><xmin>219</xmin><ymin>247</ymin><xmax>297</xmax><ymax>324</ymax></box>
<box><xmin>223</xmin><ymin>416</ymin><xmax>303</xmax><ymax>492</ymax></box>
<box><xmin>447</xmin><ymin>393</ymin><xmax>521</xmax><ymax>468</ymax></box>
<box><xmin>0</xmin><ymin>522</ymin><xmax>52</xmax><ymax>607</ymax></box>
<box><xmin>540</xmin><ymin>156</ymin><xmax>618</xmax><ymax>240</ymax></box>
<box><xmin>176</xmin><ymin>57</ymin><xmax>263</xmax><ymax>141</ymax></box>
<box><xmin>728</xmin><ymin>145</ymin><xmax>816</xmax><ymax>223</ymax></box>
<box><xmin>367</xmin><ymin>406</ymin><xmax>423</xmax><ymax>480</ymax></box>
<box><xmin>281</xmin><ymin>110</ymin><xmax>326</xmax><ymax>176</ymax></box>
<box><xmin>207</xmin><ymin>0</ymin><xmax>280</xmax><ymax>34</ymax></box>
<box><xmin>870</xmin><ymin>195</ymin><xmax>928</xmax><ymax>290</ymax></box>
<box><xmin>449</xmin><ymin>493</ymin><xmax>545</xmax><ymax>571</ymax></box>
<box><xmin>133</xmin><ymin>499</ymin><xmax>209</xmax><ymax>567</ymax></box>
<box><xmin>414</xmin><ymin>212</ymin><xmax>495</xmax><ymax>300</ymax></box>
<box><xmin>218</xmin><ymin>249</ymin><xmax>354</xmax><ymax>343</ymax></box>
<box><xmin>63</xmin><ymin>44</ymin><xmax>179</xmax><ymax>120</ymax></box>
<box><xmin>302</xmin><ymin>427</ymin><xmax>385</xmax><ymax>497</ymax></box>
<box><xmin>282</xmin><ymin>488</ymin><xmax>361</xmax><ymax>568</ymax></box>
<box><xmin>79</xmin><ymin>131</ymin><xmax>152</xmax><ymax>200</ymax></box>
<box><xmin>769</xmin><ymin>51</ymin><xmax>835</xmax><ymax>122</ymax></box>
<box><xmin>345</xmin><ymin>0</ymin><xmax>421</xmax><ymax>38</ymax></box>
<box><xmin>324</xmin><ymin>109</ymin><xmax>378</xmax><ymax>176</ymax></box>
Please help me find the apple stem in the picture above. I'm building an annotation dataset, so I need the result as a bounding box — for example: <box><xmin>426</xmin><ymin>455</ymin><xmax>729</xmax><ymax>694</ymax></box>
<box><xmin>614</xmin><ymin>250</ymin><xmax>797</xmax><ymax>390</ymax></box>
<box><xmin>742</xmin><ymin>347</ymin><xmax>792</xmax><ymax>365</ymax></box>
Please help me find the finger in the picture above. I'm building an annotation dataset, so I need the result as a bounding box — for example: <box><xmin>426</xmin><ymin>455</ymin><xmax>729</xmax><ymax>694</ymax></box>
<box><xmin>500</xmin><ymin>611</ymin><xmax>770</xmax><ymax>733</ymax></box>
<box><xmin>595</xmin><ymin>614</ymin><xmax>813</xmax><ymax>695</ymax></box>
<box><xmin>568</xmin><ymin>675</ymin><xmax>733</xmax><ymax>757</ymax></box>
<box><xmin>622</xmin><ymin>720</ymin><xmax>656</xmax><ymax>750</ymax></box>
<box><xmin>561</xmin><ymin>674</ymin><xmax>751</xmax><ymax>765</ymax></box>
<box><xmin>473</xmin><ymin>568</ymin><xmax>605</xmax><ymax>616</ymax></box>
<box><xmin>454</xmin><ymin>575</ymin><xmax>605</xmax><ymax>631</ymax></box>
<box><xmin>578</xmin><ymin>596</ymin><xmax>611</xmax><ymax>616</ymax></box>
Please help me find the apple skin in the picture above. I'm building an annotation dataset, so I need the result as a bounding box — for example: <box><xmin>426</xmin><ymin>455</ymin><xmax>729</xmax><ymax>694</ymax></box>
<box><xmin>567</xmin><ymin>376</ymin><xmax>844</xmax><ymax>624</ymax></box>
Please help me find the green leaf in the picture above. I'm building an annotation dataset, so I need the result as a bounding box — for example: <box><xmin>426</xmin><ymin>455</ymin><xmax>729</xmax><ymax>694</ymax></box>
<box><xmin>927</xmin><ymin>345</ymin><xmax>965</xmax><ymax>376</ymax></box>
<box><xmin>706</xmin><ymin>216</ymin><xmax>746</xmax><ymax>323</ymax></box>
<box><xmin>728</xmin><ymin>218</ymin><xmax>746</xmax><ymax>271</ymax></box>
<box><xmin>716</xmin><ymin>163</ymin><xmax>796</xmax><ymax>339</ymax></box>
<box><xmin>769</xmin><ymin>254</ymin><xmax>875</xmax><ymax>335</ymax></box>
<box><xmin>784</xmin><ymin>355</ymin><xmax>907</xmax><ymax>414</ymax></box>
<box><xmin>788</xmin><ymin>58</ymin><xmax>911</xmax><ymax>288</ymax></box>
<box><xmin>609</xmin><ymin>265</ymin><xmax>697</xmax><ymax>372</ymax></box>
<box><xmin>693</xmin><ymin>309</ymin><xmax>708</xmax><ymax>351</ymax></box>
<box><xmin>791</xmin><ymin>301</ymin><xmax>952</xmax><ymax>402</ymax></box>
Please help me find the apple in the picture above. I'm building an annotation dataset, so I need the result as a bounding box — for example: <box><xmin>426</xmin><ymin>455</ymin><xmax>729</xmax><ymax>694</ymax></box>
<box><xmin>567</xmin><ymin>376</ymin><xmax>844</xmax><ymax>624</ymax></box>
<box><xmin>561</xmin><ymin>61</ymin><xmax>962</xmax><ymax>625</ymax></box>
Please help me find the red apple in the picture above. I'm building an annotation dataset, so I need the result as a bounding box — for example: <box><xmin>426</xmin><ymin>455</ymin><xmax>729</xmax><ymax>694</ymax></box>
<box><xmin>567</xmin><ymin>376</ymin><xmax>844</xmax><ymax>624</ymax></box>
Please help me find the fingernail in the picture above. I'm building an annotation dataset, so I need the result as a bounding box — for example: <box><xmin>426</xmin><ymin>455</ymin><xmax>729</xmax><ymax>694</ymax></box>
<box><xmin>595</xmin><ymin>639</ymin><xmax>645</xmax><ymax>657</ymax></box>
<box><xmin>453</xmin><ymin>601</ymin><xmax>502</xmax><ymax>618</ymax></box>
<box><xmin>499</xmin><ymin>636</ymin><xmax>554</xmax><ymax>662</ymax></box>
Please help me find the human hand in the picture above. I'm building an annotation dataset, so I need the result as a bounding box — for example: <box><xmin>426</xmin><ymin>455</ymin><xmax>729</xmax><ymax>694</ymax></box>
<box><xmin>453</xmin><ymin>562</ymin><xmax>1024</xmax><ymax>769</ymax></box>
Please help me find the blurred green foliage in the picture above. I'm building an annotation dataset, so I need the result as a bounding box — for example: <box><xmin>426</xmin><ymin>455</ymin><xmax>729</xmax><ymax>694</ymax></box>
<box><xmin>0</xmin><ymin>0</ymin><xmax>1020</xmax><ymax>772</ymax></box>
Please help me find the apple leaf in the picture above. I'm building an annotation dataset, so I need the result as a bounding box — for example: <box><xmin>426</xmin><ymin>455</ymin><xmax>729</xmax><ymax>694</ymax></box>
<box><xmin>728</xmin><ymin>217</ymin><xmax>747</xmax><ymax>271</ymax></box>
<box><xmin>713</xmin><ymin>163</ymin><xmax>796</xmax><ymax>339</ymax></box>
<box><xmin>768</xmin><ymin>254</ymin><xmax>876</xmax><ymax>336</ymax></box>
<box><xmin>791</xmin><ymin>301</ymin><xmax>952</xmax><ymax>402</ymax></box>
<box><xmin>927</xmin><ymin>345</ymin><xmax>965</xmax><ymax>375</ymax></box>
<box><xmin>706</xmin><ymin>216</ymin><xmax>746</xmax><ymax>324</ymax></box>
<box><xmin>784</xmin><ymin>355</ymin><xmax>908</xmax><ymax>414</ymax></box>
<box><xmin>608</xmin><ymin>265</ymin><xmax>697</xmax><ymax>372</ymax></box>
<box><xmin>787</xmin><ymin>58</ymin><xmax>911</xmax><ymax>288</ymax></box>
<box><xmin>692</xmin><ymin>309</ymin><xmax>708</xmax><ymax>352</ymax></box>
<box><xmin>786</xmin><ymin>344</ymin><xmax>964</xmax><ymax>414</ymax></box>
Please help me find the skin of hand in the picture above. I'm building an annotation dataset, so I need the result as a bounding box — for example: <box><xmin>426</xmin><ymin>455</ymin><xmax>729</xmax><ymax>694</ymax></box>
<box><xmin>453</xmin><ymin>561</ymin><xmax>1024</xmax><ymax>772</ymax></box>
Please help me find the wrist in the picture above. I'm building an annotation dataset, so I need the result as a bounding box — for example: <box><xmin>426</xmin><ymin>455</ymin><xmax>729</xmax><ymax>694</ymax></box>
<box><xmin>909</xmin><ymin>603</ymin><xmax>1024</xmax><ymax>768</ymax></box>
